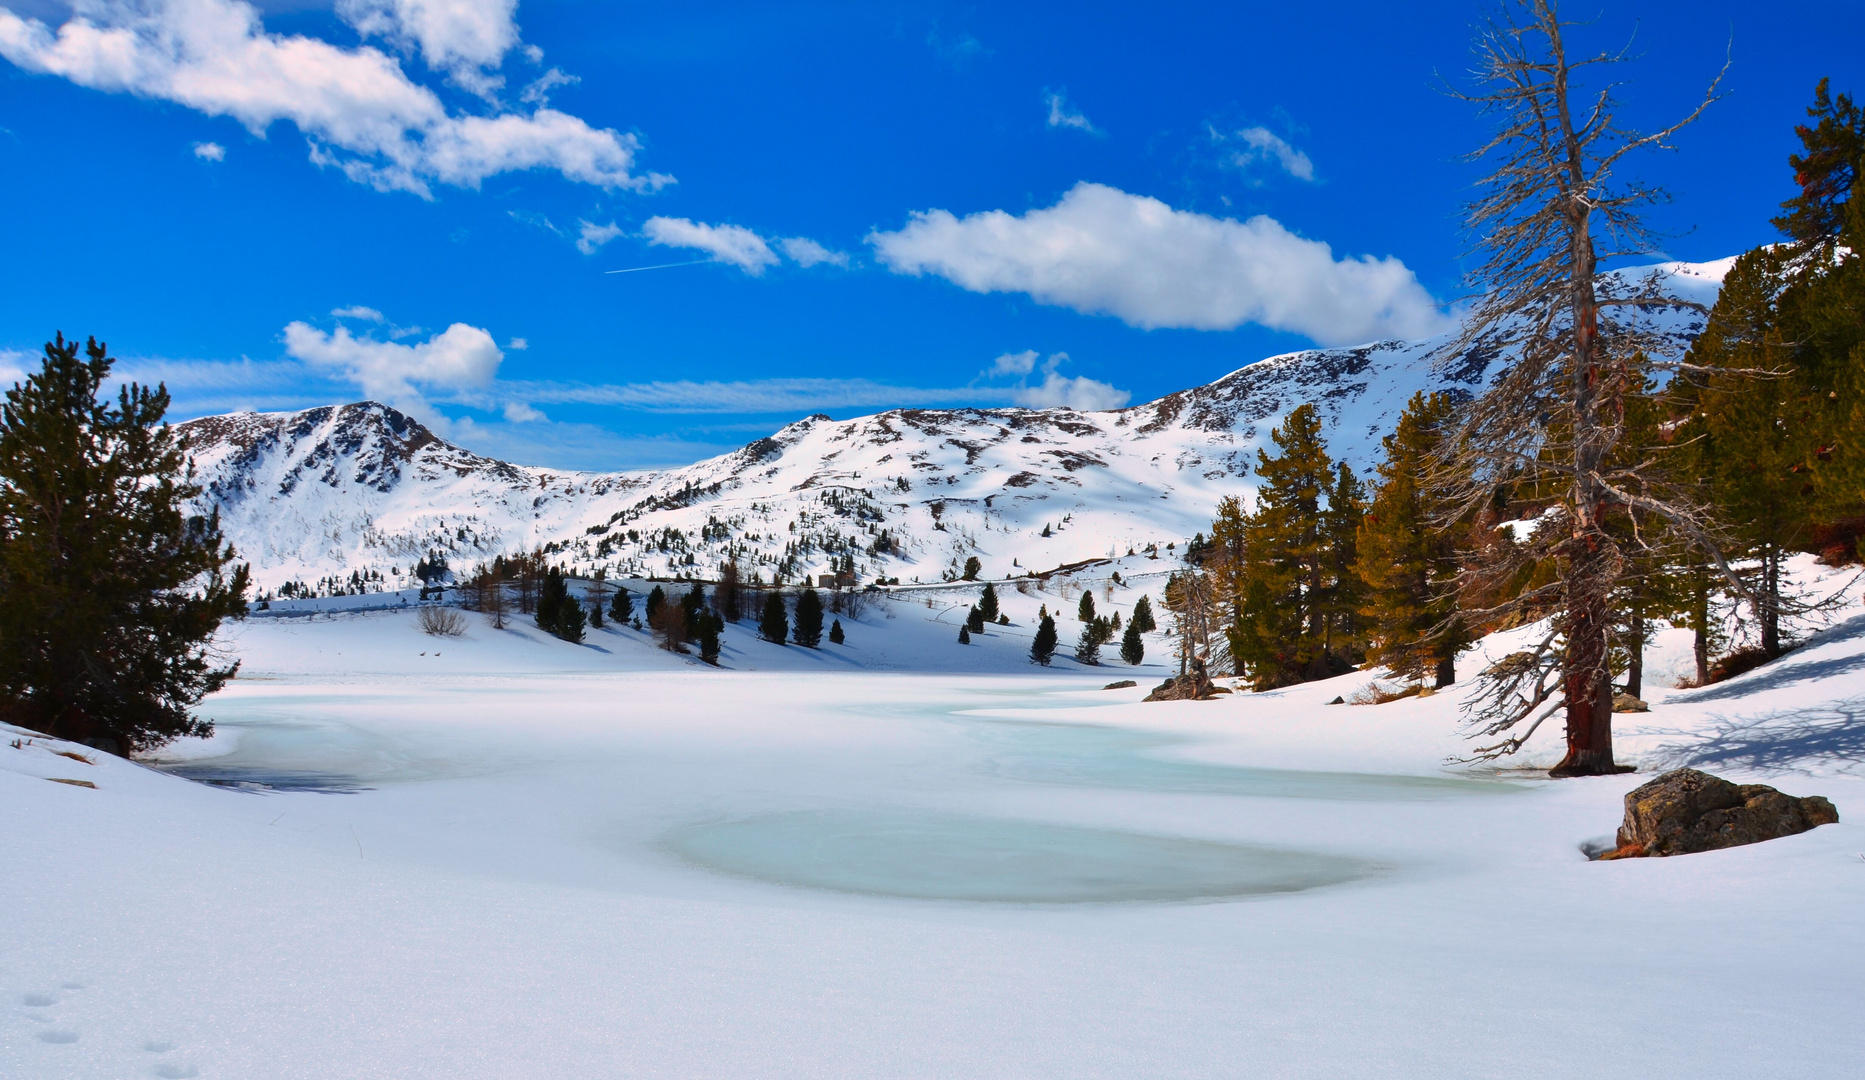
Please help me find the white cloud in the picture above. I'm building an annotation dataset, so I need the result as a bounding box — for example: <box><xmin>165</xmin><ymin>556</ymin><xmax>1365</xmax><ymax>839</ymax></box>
<box><xmin>868</xmin><ymin>181</ymin><xmax>1450</xmax><ymax>346</ymax></box>
<box><xmin>1013</xmin><ymin>371</ymin><xmax>1129</xmax><ymax>410</ymax></box>
<box><xmin>192</xmin><ymin>140</ymin><xmax>225</xmax><ymax>160</ymax></box>
<box><xmin>1044</xmin><ymin>90</ymin><xmax>1097</xmax><ymax>134</ymax></box>
<box><xmin>777</xmin><ymin>236</ymin><xmax>847</xmax><ymax>268</ymax></box>
<box><xmin>1230</xmin><ymin>125</ymin><xmax>1315</xmax><ymax>182</ymax></box>
<box><xmin>336</xmin><ymin>0</ymin><xmax>519</xmax><ymax>76</ymax></box>
<box><xmin>506</xmin><ymin>336</ymin><xmax>528</xmax><ymax>350</ymax></box>
<box><xmin>284</xmin><ymin>319</ymin><xmax>502</xmax><ymax>414</ymax></box>
<box><xmin>501</xmin><ymin>400</ymin><xmax>545</xmax><ymax>422</ymax></box>
<box><xmin>642</xmin><ymin>216</ymin><xmax>778</xmax><ymax>275</ymax></box>
<box><xmin>331</xmin><ymin>305</ymin><xmax>386</xmax><ymax>321</ymax></box>
<box><xmin>575</xmin><ymin>219</ymin><xmax>624</xmax><ymax>255</ymax></box>
<box><xmin>518</xmin><ymin>65</ymin><xmax>576</xmax><ymax>106</ymax></box>
<box><xmin>989</xmin><ymin>349</ymin><xmax>1038</xmax><ymax>376</ymax></box>
<box><xmin>0</xmin><ymin>0</ymin><xmax>669</xmax><ymax>199</ymax></box>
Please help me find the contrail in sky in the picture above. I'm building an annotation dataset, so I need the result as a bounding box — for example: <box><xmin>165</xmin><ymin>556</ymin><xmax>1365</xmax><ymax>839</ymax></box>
<box><xmin>604</xmin><ymin>259</ymin><xmax>716</xmax><ymax>275</ymax></box>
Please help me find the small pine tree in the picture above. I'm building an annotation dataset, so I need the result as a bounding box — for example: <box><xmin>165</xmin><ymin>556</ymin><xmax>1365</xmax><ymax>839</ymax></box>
<box><xmin>610</xmin><ymin>588</ymin><xmax>634</xmax><ymax>625</ymax></box>
<box><xmin>962</xmin><ymin>556</ymin><xmax>982</xmax><ymax>581</ymax></box>
<box><xmin>978</xmin><ymin>581</ymin><xmax>999</xmax><ymax>622</ymax></box>
<box><xmin>1110</xmin><ymin>611</ymin><xmax>1121</xmax><ymax>630</ymax></box>
<box><xmin>829</xmin><ymin>618</ymin><xmax>845</xmax><ymax>644</ymax></box>
<box><xmin>1120</xmin><ymin>619</ymin><xmax>1145</xmax><ymax>665</ymax></box>
<box><xmin>697</xmin><ymin>620</ymin><xmax>721</xmax><ymax>664</ymax></box>
<box><xmin>1077</xmin><ymin>592</ymin><xmax>1096</xmax><ymax>623</ymax></box>
<box><xmin>645</xmin><ymin>584</ymin><xmax>666</xmax><ymax>624</ymax></box>
<box><xmin>536</xmin><ymin>568</ymin><xmax>587</xmax><ymax>644</ymax></box>
<box><xmin>1073</xmin><ymin>623</ymin><xmax>1103</xmax><ymax>665</ymax></box>
<box><xmin>587</xmin><ymin>593</ymin><xmax>604</xmax><ymax>629</ymax></box>
<box><xmin>958</xmin><ymin>625</ymin><xmax>971</xmax><ymax>644</ymax></box>
<box><xmin>966</xmin><ymin>605</ymin><xmax>985</xmax><ymax>633</ymax></box>
<box><xmin>794</xmin><ymin>588</ymin><xmax>825</xmax><ymax>647</ymax></box>
<box><xmin>1041</xmin><ymin>523</ymin><xmax>1052</xmax><ymax>538</ymax></box>
<box><xmin>1031</xmin><ymin>612</ymin><xmax>1058</xmax><ymax>665</ymax></box>
<box><xmin>760</xmin><ymin>592</ymin><xmax>789</xmax><ymax>644</ymax></box>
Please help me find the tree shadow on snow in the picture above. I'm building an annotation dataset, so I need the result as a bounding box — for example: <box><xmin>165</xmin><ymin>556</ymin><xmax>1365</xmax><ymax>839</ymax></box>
<box><xmin>1645</xmin><ymin>697</ymin><xmax>1865</xmax><ymax>775</ymax></box>
<box><xmin>1669</xmin><ymin>614</ymin><xmax>1865</xmax><ymax>703</ymax></box>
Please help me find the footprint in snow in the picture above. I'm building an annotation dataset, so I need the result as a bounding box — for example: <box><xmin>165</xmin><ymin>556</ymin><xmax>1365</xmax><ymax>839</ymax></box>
<box><xmin>20</xmin><ymin>992</ymin><xmax>57</xmax><ymax>1007</ymax></box>
<box><xmin>154</xmin><ymin>1064</ymin><xmax>200</xmax><ymax>1079</ymax></box>
<box><xmin>143</xmin><ymin>1040</ymin><xmax>176</xmax><ymax>1053</ymax></box>
<box><xmin>37</xmin><ymin>1029</ymin><xmax>78</xmax><ymax>1043</ymax></box>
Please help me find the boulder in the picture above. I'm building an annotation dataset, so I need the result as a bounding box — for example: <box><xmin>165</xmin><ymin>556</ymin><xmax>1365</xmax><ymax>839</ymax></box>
<box><xmin>1102</xmin><ymin>680</ymin><xmax>1137</xmax><ymax>691</ymax></box>
<box><xmin>1611</xmin><ymin>693</ymin><xmax>1649</xmax><ymax>713</ymax></box>
<box><xmin>1144</xmin><ymin>658</ymin><xmax>1219</xmax><ymax>702</ymax></box>
<box><xmin>1602</xmin><ymin>768</ymin><xmax>1839</xmax><ymax>859</ymax></box>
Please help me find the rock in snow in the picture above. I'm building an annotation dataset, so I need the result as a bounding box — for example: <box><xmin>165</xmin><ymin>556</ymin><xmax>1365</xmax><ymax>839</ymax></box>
<box><xmin>1605</xmin><ymin>768</ymin><xmax>1839</xmax><ymax>858</ymax></box>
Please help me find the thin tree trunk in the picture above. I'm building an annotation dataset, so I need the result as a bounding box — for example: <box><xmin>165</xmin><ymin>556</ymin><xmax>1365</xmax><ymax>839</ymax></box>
<box><xmin>1624</xmin><ymin>605</ymin><xmax>1644</xmax><ymax>700</ymax></box>
<box><xmin>1691</xmin><ymin>566</ymin><xmax>1711</xmax><ymax>683</ymax></box>
<box><xmin>1434</xmin><ymin>651</ymin><xmax>1456</xmax><ymax>689</ymax></box>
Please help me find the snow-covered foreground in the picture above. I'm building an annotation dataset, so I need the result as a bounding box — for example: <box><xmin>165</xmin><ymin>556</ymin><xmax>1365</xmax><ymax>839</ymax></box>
<box><xmin>5</xmin><ymin>593</ymin><xmax>1864</xmax><ymax>1078</ymax></box>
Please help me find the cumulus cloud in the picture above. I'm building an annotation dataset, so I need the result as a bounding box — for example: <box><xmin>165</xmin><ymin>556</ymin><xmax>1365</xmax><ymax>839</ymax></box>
<box><xmin>1229</xmin><ymin>125</ymin><xmax>1315</xmax><ymax>181</ymax></box>
<box><xmin>0</xmin><ymin>0</ymin><xmax>669</xmax><ymax>198</ymax></box>
<box><xmin>192</xmin><ymin>140</ymin><xmax>225</xmax><ymax>160</ymax></box>
<box><xmin>1044</xmin><ymin>90</ymin><xmax>1098</xmax><ymax>134</ymax></box>
<box><xmin>642</xmin><ymin>216</ymin><xmax>779</xmax><ymax>274</ymax></box>
<box><xmin>777</xmin><ymin>236</ymin><xmax>848</xmax><ymax>268</ymax></box>
<box><xmin>1013</xmin><ymin>371</ymin><xmax>1129</xmax><ymax>411</ymax></box>
<box><xmin>284</xmin><ymin>319</ymin><xmax>503</xmax><ymax>413</ymax></box>
<box><xmin>502</xmin><ymin>400</ymin><xmax>545</xmax><ymax>422</ymax></box>
<box><xmin>331</xmin><ymin>305</ymin><xmax>386</xmax><ymax>321</ymax></box>
<box><xmin>989</xmin><ymin>349</ymin><xmax>1038</xmax><ymax>376</ymax></box>
<box><xmin>868</xmin><ymin>181</ymin><xmax>1450</xmax><ymax>346</ymax></box>
<box><xmin>575</xmin><ymin>219</ymin><xmax>624</xmax><ymax>255</ymax></box>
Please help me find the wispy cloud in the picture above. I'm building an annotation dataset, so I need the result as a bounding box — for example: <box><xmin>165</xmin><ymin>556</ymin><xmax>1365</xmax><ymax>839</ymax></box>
<box><xmin>576</xmin><ymin>219</ymin><xmax>625</xmax><ymax>255</ymax></box>
<box><xmin>192</xmin><ymin>140</ymin><xmax>225</xmax><ymax>161</ymax></box>
<box><xmin>976</xmin><ymin>350</ymin><xmax>1128</xmax><ymax>411</ymax></box>
<box><xmin>1044</xmin><ymin>90</ymin><xmax>1099</xmax><ymax>135</ymax></box>
<box><xmin>1221</xmin><ymin>125</ymin><xmax>1316</xmax><ymax>182</ymax></box>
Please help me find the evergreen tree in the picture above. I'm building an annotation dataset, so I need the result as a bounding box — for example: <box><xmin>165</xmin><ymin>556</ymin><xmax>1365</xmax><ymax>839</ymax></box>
<box><xmin>958</xmin><ymin>625</ymin><xmax>971</xmax><ymax>644</ymax></box>
<box><xmin>1073</xmin><ymin>622</ymin><xmax>1103</xmax><ymax>665</ymax></box>
<box><xmin>759</xmin><ymin>591</ymin><xmax>789</xmax><ymax>644</ymax></box>
<box><xmin>978</xmin><ymin>581</ymin><xmax>999</xmax><ymax>622</ymax></box>
<box><xmin>0</xmin><ymin>335</ymin><xmax>250</xmax><ymax>753</ymax></box>
<box><xmin>962</xmin><ymin>556</ymin><xmax>982</xmax><ymax>581</ymax></box>
<box><xmin>1228</xmin><ymin>404</ymin><xmax>1353</xmax><ymax>690</ymax></box>
<box><xmin>1131</xmin><ymin>595</ymin><xmax>1156</xmax><ymax>634</ymax></box>
<box><xmin>610</xmin><ymin>587</ymin><xmax>634</xmax><ymax>625</ymax></box>
<box><xmin>1320</xmin><ymin>461</ymin><xmax>1367</xmax><ymax>660</ymax></box>
<box><xmin>715</xmin><ymin>559</ymin><xmax>743</xmax><ymax>622</ymax></box>
<box><xmin>1119</xmin><ymin>620</ymin><xmax>1145</xmax><ymax>666</ymax></box>
<box><xmin>697</xmin><ymin>619</ymin><xmax>721</xmax><ymax>664</ymax></box>
<box><xmin>1077</xmin><ymin>591</ymin><xmax>1096</xmax><ymax>623</ymax></box>
<box><xmin>645</xmin><ymin>584</ymin><xmax>666</xmax><ymax>625</ymax></box>
<box><xmin>1773</xmin><ymin>79</ymin><xmax>1863</xmax><ymax>246</ymax></box>
<box><xmin>1355</xmin><ymin>392</ymin><xmax>1468</xmax><ymax>687</ymax></box>
<box><xmin>1031</xmin><ymin>612</ymin><xmax>1058</xmax><ymax>665</ymax></box>
<box><xmin>682</xmin><ymin>583</ymin><xmax>708</xmax><ymax>640</ymax></box>
<box><xmin>829</xmin><ymin>618</ymin><xmax>845</xmax><ymax>645</ymax></box>
<box><xmin>793</xmin><ymin>588</ymin><xmax>825</xmax><ymax>647</ymax></box>
<box><xmin>965</xmin><ymin>605</ymin><xmax>986</xmax><ymax>634</ymax></box>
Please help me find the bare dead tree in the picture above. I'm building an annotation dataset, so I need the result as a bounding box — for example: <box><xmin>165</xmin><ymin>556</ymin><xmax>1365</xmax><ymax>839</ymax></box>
<box><xmin>1439</xmin><ymin>0</ymin><xmax>1731</xmax><ymax>775</ymax></box>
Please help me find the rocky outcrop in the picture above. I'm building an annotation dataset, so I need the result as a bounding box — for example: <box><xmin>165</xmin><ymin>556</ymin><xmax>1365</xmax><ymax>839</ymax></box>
<box><xmin>1602</xmin><ymin>768</ymin><xmax>1839</xmax><ymax>859</ymax></box>
<box><xmin>1143</xmin><ymin>659</ymin><xmax>1229</xmax><ymax>701</ymax></box>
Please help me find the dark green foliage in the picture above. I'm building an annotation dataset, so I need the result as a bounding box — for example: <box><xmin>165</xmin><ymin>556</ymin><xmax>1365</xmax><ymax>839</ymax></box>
<box><xmin>1355</xmin><ymin>392</ymin><xmax>1467</xmax><ymax>687</ymax></box>
<box><xmin>682</xmin><ymin>583</ymin><xmax>707</xmax><ymax>639</ymax></box>
<box><xmin>644</xmin><ymin>585</ymin><xmax>666</xmax><ymax>624</ymax></box>
<box><xmin>965</xmin><ymin>605</ymin><xmax>985</xmax><ymax>634</ymax></box>
<box><xmin>1072</xmin><ymin>619</ymin><xmax>1106</xmax><ymax>665</ymax></box>
<box><xmin>1227</xmin><ymin>404</ymin><xmax>1360</xmax><ymax>690</ymax></box>
<box><xmin>760</xmin><ymin>591</ymin><xmax>789</xmax><ymax>644</ymax></box>
<box><xmin>0</xmin><ymin>334</ymin><xmax>250</xmax><ymax>753</ymax></box>
<box><xmin>793</xmin><ymin>588</ymin><xmax>824</xmax><ymax>647</ymax></box>
<box><xmin>978</xmin><ymin>581</ymin><xmax>999</xmax><ymax>622</ymax></box>
<box><xmin>1031</xmin><ymin>612</ymin><xmax>1058</xmax><ymax>665</ymax></box>
<box><xmin>697</xmin><ymin>619</ymin><xmax>721</xmax><ymax>664</ymax></box>
<box><xmin>962</xmin><ymin>556</ymin><xmax>981</xmax><ymax>581</ymax></box>
<box><xmin>1077</xmin><ymin>591</ymin><xmax>1096</xmax><ymax>623</ymax></box>
<box><xmin>1119</xmin><ymin>620</ymin><xmax>1145</xmax><ymax>666</ymax></box>
<box><xmin>587</xmin><ymin>593</ymin><xmax>604</xmax><ymax>629</ymax></box>
<box><xmin>829</xmin><ymin>618</ymin><xmax>845</xmax><ymax>645</ymax></box>
<box><xmin>1131</xmin><ymin>595</ymin><xmax>1156</xmax><ymax>634</ymax></box>
<box><xmin>1773</xmin><ymin>78</ymin><xmax>1863</xmax><ymax>245</ymax></box>
<box><xmin>535</xmin><ymin>567</ymin><xmax>586</xmax><ymax>643</ymax></box>
<box><xmin>610</xmin><ymin>588</ymin><xmax>634</xmax><ymax>625</ymax></box>
<box><xmin>958</xmin><ymin>625</ymin><xmax>971</xmax><ymax>644</ymax></box>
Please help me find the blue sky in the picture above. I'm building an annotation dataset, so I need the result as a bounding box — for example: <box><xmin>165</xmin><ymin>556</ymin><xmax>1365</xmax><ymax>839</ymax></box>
<box><xmin>1</xmin><ymin>0</ymin><xmax>1859</xmax><ymax>470</ymax></box>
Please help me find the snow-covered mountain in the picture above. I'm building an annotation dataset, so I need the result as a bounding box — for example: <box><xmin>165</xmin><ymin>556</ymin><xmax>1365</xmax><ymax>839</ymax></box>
<box><xmin>178</xmin><ymin>259</ymin><xmax>1728</xmax><ymax>592</ymax></box>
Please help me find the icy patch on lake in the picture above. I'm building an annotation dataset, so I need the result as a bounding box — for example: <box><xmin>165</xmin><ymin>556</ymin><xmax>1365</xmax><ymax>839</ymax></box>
<box><xmin>665</xmin><ymin>809</ymin><xmax>1378</xmax><ymax>903</ymax></box>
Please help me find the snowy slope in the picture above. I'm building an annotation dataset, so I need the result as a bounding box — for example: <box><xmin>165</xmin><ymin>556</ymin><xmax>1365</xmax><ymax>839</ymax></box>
<box><xmin>179</xmin><ymin>259</ymin><xmax>1726</xmax><ymax>592</ymax></box>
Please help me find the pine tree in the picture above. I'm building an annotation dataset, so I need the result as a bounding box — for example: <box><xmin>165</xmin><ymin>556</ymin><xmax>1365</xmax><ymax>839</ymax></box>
<box><xmin>962</xmin><ymin>556</ymin><xmax>982</xmax><ymax>581</ymax></box>
<box><xmin>978</xmin><ymin>581</ymin><xmax>999</xmax><ymax>622</ymax></box>
<box><xmin>829</xmin><ymin>618</ymin><xmax>845</xmax><ymax>644</ymax></box>
<box><xmin>587</xmin><ymin>591</ymin><xmax>604</xmax><ymax>629</ymax></box>
<box><xmin>1031</xmin><ymin>613</ymin><xmax>1058</xmax><ymax>665</ymax></box>
<box><xmin>1355</xmin><ymin>392</ymin><xmax>1468</xmax><ymax>687</ymax></box>
<box><xmin>1228</xmin><ymin>404</ymin><xmax>1351</xmax><ymax>690</ymax></box>
<box><xmin>535</xmin><ymin>567</ymin><xmax>586</xmax><ymax>643</ymax></box>
<box><xmin>1077</xmin><ymin>591</ymin><xmax>1096</xmax><ymax>623</ymax></box>
<box><xmin>715</xmin><ymin>558</ymin><xmax>743</xmax><ymax>622</ymax></box>
<box><xmin>644</xmin><ymin>584</ymin><xmax>666</xmax><ymax>625</ymax></box>
<box><xmin>760</xmin><ymin>592</ymin><xmax>789</xmax><ymax>645</ymax></box>
<box><xmin>1773</xmin><ymin>79</ymin><xmax>1863</xmax><ymax>246</ymax></box>
<box><xmin>958</xmin><ymin>625</ymin><xmax>971</xmax><ymax>644</ymax></box>
<box><xmin>793</xmin><ymin>588</ymin><xmax>824</xmax><ymax>647</ymax></box>
<box><xmin>610</xmin><ymin>587</ymin><xmax>634</xmax><ymax>625</ymax></box>
<box><xmin>1119</xmin><ymin>620</ymin><xmax>1145</xmax><ymax>665</ymax></box>
<box><xmin>1131</xmin><ymin>595</ymin><xmax>1156</xmax><ymax>634</ymax></box>
<box><xmin>1321</xmin><ymin>461</ymin><xmax>1367</xmax><ymax>660</ymax></box>
<box><xmin>0</xmin><ymin>335</ymin><xmax>250</xmax><ymax>753</ymax></box>
<box><xmin>1073</xmin><ymin>622</ymin><xmax>1103</xmax><ymax>665</ymax></box>
<box><xmin>697</xmin><ymin>619</ymin><xmax>721</xmax><ymax>664</ymax></box>
<box><xmin>965</xmin><ymin>605</ymin><xmax>985</xmax><ymax>634</ymax></box>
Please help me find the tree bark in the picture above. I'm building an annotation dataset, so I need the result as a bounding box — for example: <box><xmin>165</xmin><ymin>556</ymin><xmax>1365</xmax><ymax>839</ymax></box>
<box><xmin>1624</xmin><ymin>605</ymin><xmax>1644</xmax><ymax>700</ymax></box>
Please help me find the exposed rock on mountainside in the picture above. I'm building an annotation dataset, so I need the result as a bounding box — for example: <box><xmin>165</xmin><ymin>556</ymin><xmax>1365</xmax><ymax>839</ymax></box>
<box><xmin>175</xmin><ymin>260</ymin><xmax>1728</xmax><ymax>592</ymax></box>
